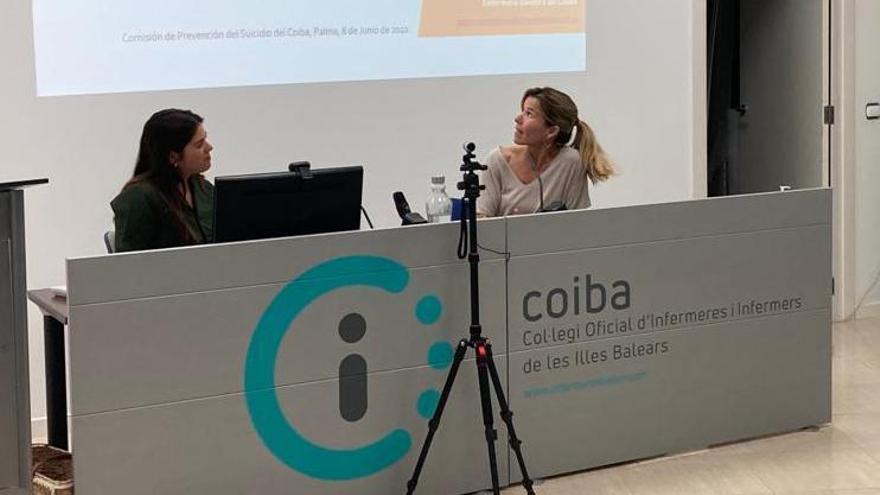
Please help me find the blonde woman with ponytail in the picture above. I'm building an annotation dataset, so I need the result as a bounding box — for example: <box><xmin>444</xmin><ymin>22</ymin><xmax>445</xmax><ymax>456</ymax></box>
<box><xmin>477</xmin><ymin>87</ymin><xmax>614</xmax><ymax>217</ymax></box>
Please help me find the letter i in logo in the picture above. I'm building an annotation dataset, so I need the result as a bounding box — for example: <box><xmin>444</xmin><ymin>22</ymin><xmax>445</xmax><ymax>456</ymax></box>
<box><xmin>338</xmin><ymin>313</ymin><xmax>368</xmax><ymax>422</ymax></box>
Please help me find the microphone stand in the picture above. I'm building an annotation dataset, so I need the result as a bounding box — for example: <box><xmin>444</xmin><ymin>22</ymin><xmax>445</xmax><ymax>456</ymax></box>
<box><xmin>406</xmin><ymin>143</ymin><xmax>536</xmax><ymax>495</ymax></box>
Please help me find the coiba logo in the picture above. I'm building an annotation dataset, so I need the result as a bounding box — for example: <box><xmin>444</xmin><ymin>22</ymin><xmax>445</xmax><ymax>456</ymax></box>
<box><xmin>243</xmin><ymin>255</ymin><xmax>453</xmax><ymax>481</ymax></box>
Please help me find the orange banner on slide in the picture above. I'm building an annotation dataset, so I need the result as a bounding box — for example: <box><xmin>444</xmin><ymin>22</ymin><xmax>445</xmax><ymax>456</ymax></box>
<box><xmin>419</xmin><ymin>0</ymin><xmax>585</xmax><ymax>37</ymax></box>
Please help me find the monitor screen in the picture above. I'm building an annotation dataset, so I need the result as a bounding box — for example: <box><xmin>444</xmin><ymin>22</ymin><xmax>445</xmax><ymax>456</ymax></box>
<box><xmin>213</xmin><ymin>165</ymin><xmax>363</xmax><ymax>243</ymax></box>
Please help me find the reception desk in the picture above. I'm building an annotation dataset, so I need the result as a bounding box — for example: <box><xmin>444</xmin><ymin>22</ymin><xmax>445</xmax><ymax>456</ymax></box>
<box><xmin>66</xmin><ymin>189</ymin><xmax>831</xmax><ymax>494</ymax></box>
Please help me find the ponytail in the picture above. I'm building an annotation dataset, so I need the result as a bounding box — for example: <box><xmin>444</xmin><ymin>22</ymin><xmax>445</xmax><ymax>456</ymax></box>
<box><xmin>522</xmin><ymin>87</ymin><xmax>615</xmax><ymax>184</ymax></box>
<box><xmin>573</xmin><ymin>120</ymin><xmax>614</xmax><ymax>184</ymax></box>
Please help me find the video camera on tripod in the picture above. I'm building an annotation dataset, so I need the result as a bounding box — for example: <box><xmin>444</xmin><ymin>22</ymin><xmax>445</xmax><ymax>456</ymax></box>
<box><xmin>457</xmin><ymin>142</ymin><xmax>487</xmax><ymax>197</ymax></box>
<box><xmin>406</xmin><ymin>142</ymin><xmax>536</xmax><ymax>495</ymax></box>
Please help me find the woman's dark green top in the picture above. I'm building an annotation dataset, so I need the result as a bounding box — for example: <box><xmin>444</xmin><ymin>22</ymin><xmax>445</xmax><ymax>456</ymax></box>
<box><xmin>111</xmin><ymin>177</ymin><xmax>214</xmax><ymax>252</ymax></box>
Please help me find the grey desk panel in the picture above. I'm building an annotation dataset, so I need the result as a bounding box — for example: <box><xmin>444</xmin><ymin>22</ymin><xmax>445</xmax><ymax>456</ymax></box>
<box><xmin>67</xmin><ymin>218</ymin><xmax>506</xmax><ymax>306</ymax></box>
<box><xmin>508</xmin><ymin>310</ymin><xmax>830</xmax><ymax>480</ymax></box>
<box><xmin>71</xmin><ymin>362</ymin><xmax>509</xmax><ymax>495</ymax></box>
<box><xmin>508</xmin><ymin>225</ymin><xmax>830</xmax><ymax>353</ymax></box>
<box><xmin>69</xmin><ymin>261</ymin><xmax>506</xmax><ymax>416</ymax></box>
<box><xmin>507</xmin><ymin>189</ymin><xmax>830</xmax><ymax>256</ymax></box>
<box><xmin>64</xmin><ymin>192</ymin><xmax>831</xmax><ymax>493</ymax></box>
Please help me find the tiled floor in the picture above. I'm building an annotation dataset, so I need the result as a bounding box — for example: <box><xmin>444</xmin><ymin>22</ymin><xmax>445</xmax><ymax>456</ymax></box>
<box><xmin>501</xmin><ymin>317</ymin><xmax>880</xmax><ymax>495</ymax></box>
<box><xmin>32</xmin><ymin>317</ymin><xmax>880</xmax><ymax>494</ymax></box>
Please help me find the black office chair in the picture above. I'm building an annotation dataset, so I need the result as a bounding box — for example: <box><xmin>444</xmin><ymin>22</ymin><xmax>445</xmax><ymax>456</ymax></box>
<box><xmin>103</xmin><ymin>230</ymin><xmax>116</xmax><ymax>254</ymax></box>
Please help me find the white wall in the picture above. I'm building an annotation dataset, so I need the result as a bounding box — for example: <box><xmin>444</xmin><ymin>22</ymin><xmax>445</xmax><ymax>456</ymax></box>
<box><xmin>853</xmin><ymin>0</ymin><xmax>880</xmax><ymax>317</ymax></box>
<box><xmin>0</xmin><ymin>0</ymin><xmax>705</xmax><ymax>423</ymax></box>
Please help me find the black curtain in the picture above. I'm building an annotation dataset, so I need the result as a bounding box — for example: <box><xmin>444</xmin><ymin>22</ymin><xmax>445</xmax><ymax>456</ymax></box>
<box><xmin>707</xmin><ymin>0</ymin><xmax>740</xmax><ymax>196</ymax></box>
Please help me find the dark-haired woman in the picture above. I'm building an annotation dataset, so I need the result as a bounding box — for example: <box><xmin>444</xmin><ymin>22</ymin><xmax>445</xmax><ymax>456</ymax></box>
<box><xmin>477</xmin><ymin>87</ymin><xmax>614</xmax><ymax>217</ymax></box>
<box><xmin>111</xmin><ymin>109</ymin><xmax>214</xmax><ymax>252</ymax></box>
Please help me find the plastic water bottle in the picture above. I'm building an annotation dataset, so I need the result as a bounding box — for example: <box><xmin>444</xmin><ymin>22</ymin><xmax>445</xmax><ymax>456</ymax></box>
<box><xmin>425</xmin><ymin>175</ymin><xmax>452</xmax><ymax>223</ymax></box>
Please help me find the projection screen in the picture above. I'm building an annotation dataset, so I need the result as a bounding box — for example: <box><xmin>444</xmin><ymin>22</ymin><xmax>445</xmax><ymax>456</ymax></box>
<box><xmin>33</xmin><ymin>0</ymin><xmax>587</xmax><ymax>96</ymax></box>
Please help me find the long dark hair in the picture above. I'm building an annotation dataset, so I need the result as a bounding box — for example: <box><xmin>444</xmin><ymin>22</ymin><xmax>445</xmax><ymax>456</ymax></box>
<box><xmin>125</xmin><ymin>108</ymin><xmax>204</xmax><ymax>243</ymax></box>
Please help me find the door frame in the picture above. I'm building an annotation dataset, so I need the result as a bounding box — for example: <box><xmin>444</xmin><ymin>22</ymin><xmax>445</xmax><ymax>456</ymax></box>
<box><xmin>831</xmin><ymin>0</ymin><xmax>856</xmax><ymax>321</ymax></box>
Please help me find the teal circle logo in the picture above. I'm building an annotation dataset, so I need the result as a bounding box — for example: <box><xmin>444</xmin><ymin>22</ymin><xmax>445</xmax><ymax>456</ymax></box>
<box><xmin>427</xmin><ymin>341</ymin><xmax>454</xmax><ymax>370</ymax></box>
<box><xmin>416</xmin><ymin>295</ymin><xmax>443</xmax><ymax>324</ymax></box>
<box><xmin>243</xmin><ymin>255</ymin><xmax>453</xmax><ymax>481</ymax></box>
<box><xmin>417</xmin><ymin>389</ymin><xmax>441</xmax><ymax>419</ymax></box>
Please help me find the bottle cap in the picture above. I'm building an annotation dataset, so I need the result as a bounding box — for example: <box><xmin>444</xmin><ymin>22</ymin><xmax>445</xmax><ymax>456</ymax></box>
<box><xmin>431</xmin><ymin>175</ymin><xmax>445</xmax><ymax>185</ymax></box>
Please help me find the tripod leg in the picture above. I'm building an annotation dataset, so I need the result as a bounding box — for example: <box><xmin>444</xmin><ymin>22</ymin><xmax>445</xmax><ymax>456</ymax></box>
<box><xmin>484</xmin><ymin>343</ymin><xmax>536</xmax><ymax>495</ymax></box>
<box><xmin>475</xmin><ymin>342</ymin><xmax>502</xmax><ymax>494</ymax></box>
<box><xmin>406</xmin><ymin>339</ymin><xmax>469</xmax><ymax>495</ymax></box>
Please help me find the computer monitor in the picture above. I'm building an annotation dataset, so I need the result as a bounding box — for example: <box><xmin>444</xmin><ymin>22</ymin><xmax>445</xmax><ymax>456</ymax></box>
<box><xmin>213</xmin><ymin>165</ymin><xmax>363</xmax><ymax>243</ymax></box>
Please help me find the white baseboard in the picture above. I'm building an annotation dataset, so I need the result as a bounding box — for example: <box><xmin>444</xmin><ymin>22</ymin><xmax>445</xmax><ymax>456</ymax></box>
<box><xmin>30</xmin><ymin>416</ymin><xmax>47</xmax><ymax>443</ymax></box>
<box><xmin>856</xmin><ymin>301</ymin><xmax>880</xmax><ymax>320</ymax></box>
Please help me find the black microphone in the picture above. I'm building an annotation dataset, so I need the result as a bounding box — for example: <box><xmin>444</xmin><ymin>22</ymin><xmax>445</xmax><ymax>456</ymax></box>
<box><xmin>393</xmin><ymin>191</ymin><xmax>427</xmax><ymax>225</ymax></box>
<box><xmin>393</xmin><ymin>191</ymin><xmax>411</xmax><ymax>217</ymax></box>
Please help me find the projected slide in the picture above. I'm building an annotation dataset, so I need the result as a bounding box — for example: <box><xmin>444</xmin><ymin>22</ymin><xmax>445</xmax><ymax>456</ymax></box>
<box><xmin>32</xmin><ymin>0</ymin><xmax>586</xmax><ymax>96</ymax></box>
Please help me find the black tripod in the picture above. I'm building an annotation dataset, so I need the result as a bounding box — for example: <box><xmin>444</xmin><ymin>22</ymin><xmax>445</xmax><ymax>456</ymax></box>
<box><xmin>406</xmin><ymin>143</ymin><xmax>536</xmax><ymax>495</ymax></box>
